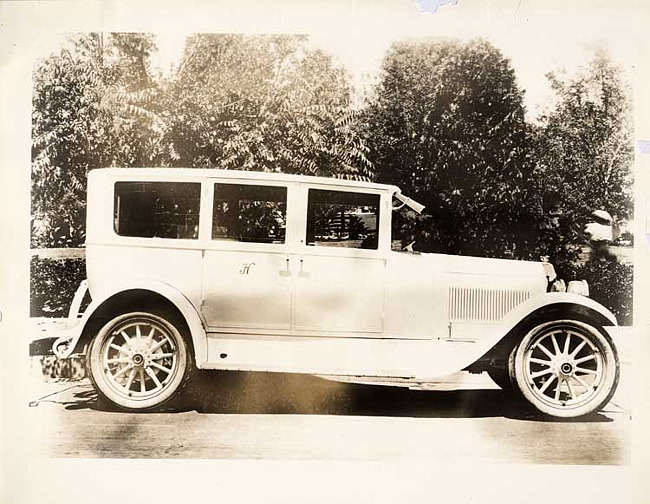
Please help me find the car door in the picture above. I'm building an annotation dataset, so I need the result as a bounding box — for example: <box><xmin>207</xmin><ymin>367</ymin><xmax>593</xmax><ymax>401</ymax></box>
<box><xmin>292</xmin><ymin>185</ymin><xmax>387</xmax><ymax>335</ymax></box>
<box><xmin>202</xmin><ymin>180</ymin><xmax>294</xmax><ymax>331</ymax></box>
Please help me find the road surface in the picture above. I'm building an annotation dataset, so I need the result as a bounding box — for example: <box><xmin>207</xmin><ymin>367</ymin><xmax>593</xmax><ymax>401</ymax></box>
<box><xmin>25</xmin><ymin>364</ymin><xmax>630</xmax><ymax>464</ymax></box>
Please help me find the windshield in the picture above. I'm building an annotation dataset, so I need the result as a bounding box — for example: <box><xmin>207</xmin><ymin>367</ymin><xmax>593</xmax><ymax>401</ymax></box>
<box><xmin>393</xmin><ymin>191</ymin><xmax>425</xmax><ymax>214</ymax></box>
<box><xmin>391</xmin><ymin>192</ymin><xmax>426</xmax><ymax>252</ymax></box>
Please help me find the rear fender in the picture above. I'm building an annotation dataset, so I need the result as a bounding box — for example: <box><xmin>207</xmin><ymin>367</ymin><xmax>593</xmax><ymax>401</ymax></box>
<box><xmin>52</xmin><ymin>280</ymin><xmax>208</xmax><ymax>367</ymax></box>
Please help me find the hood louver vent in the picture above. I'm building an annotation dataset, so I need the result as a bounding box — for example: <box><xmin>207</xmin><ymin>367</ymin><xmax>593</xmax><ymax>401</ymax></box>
<box><xmin>449</xmin><ymin>286</ymin><xmax>530</xmax><ymax>322</ymax></box>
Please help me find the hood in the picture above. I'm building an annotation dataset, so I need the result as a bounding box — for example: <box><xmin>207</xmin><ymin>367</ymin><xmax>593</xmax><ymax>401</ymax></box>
<box><xmin>419</xmin><ymin>252</ymin><xmax>546</xmax><ymax>278</ymax></box>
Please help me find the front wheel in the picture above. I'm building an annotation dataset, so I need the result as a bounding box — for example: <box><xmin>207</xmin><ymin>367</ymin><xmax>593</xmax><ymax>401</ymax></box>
<box><xmin>87</xmin><ymin>312</ymin><xmax>192</xmax><ymax>411</ymax></box>
<box><xmin>509</xmin><ymin>320</ymin><xmax>619</xmax><ymax>419</ymax></box>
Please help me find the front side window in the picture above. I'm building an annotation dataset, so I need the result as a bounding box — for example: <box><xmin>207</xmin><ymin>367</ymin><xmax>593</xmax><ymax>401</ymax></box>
<box><xmin>114</xmin><ymin>182</ymin><xmax>201</xmax><ymax>239</ymax></box>
<box><xmin>212</xmin><ymin>183</ymin><xmax>287</xmax><ymax>244</ymax></box>
<box><xmin>306</xmin><ymin>189</ymin><xmax>380</xmax><ymax>250</ymax></box>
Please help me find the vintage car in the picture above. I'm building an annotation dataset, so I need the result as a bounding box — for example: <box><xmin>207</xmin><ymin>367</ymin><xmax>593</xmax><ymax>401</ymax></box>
<box><xmin>53</xmin><ymin>168</ymin><xmax>620</xmax><ymax>418</ymax></box>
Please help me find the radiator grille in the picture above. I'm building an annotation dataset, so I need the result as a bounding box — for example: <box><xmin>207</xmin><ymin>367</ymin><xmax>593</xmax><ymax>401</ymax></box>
<box><xmin>448</xmin><ymin>286</ymin><xmax>530</xmax><ymax>321</ymax></box>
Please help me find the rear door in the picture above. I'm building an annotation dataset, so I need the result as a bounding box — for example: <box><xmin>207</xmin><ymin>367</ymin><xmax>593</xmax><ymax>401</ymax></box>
<box><xmin>201</xmin><ymin>180</ymin><xmax>294</xmax><ymax>331</ymax></box>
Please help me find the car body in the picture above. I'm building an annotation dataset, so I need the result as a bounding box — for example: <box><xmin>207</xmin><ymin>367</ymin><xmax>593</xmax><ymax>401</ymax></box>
<box><xmin>53</xmin><ymin>168</ymin><xmax>620</xmax><ymax>418</ymax></box>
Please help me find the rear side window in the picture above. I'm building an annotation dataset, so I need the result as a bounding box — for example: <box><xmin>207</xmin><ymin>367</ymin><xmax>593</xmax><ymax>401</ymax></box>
<box><xmin>306</xmin><ymin>189</ymin><xmax>380</xmax><ymax>249</ymax></box>
<box><xmin>114</xmin><ymin>182</ymin><xmax>201</xmax><ymax>239</ymax></box>
<box><xmin>212</xmin><ymin>183</ymin><xmax>287</xmax><ymax>244</ymax></box>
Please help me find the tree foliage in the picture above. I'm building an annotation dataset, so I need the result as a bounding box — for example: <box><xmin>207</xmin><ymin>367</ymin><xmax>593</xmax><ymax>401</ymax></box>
<box><xmin>364</xmin><ymin>39</ymin><xmax>541</xmax><ymax>259</ymax></box>
<box><xmin>533</xmin><ymin>50</ymin><xmax>634</xmax><ymax>271</ymax></box>
<box><xmin>31</xmin><ymin>33</ymin><xmax>161</xmax><ymax>247</ymax></box>
<box><xmin>162</xmin><ymin>34</ymin><xmax>371</xmax><ymax>179</ymax></box>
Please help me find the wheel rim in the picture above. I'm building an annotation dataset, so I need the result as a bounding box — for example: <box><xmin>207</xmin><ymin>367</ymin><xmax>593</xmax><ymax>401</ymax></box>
<box><xmin>100</xmin><ymin>316</ymin><xmax>180</xmax><ymax>402</ymax></box>
<box><xmin>523</xmin><ymin>325</ymin><xmax>605</xmax><ymax>409</ymax></box>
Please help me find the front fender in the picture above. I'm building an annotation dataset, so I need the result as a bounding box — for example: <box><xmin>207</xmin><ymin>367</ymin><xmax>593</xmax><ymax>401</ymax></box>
<box><xmin>52</xmin><ymin>279</ymin><xmax>208</xmax><ymax>366</ymax></box>
<box><xmin>500</xmin><ymin>292</ymin><xmax>618</xmax><ymax>330</ymax></box>
<box><xmin>453</xmin><ymin>292</ymin><xmax>618</xmax><ymax>373</ymax></box>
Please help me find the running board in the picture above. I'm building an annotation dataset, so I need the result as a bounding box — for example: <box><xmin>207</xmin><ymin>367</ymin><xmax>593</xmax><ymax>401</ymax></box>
<box><xmin>202</xmin><ymin>334</ymin><xmax>478</xmax><ymax>379</ymax></box>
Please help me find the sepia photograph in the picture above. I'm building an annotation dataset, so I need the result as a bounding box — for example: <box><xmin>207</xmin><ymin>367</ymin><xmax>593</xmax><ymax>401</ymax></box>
<box><xmin>2</xmin><ymin>0</ymin><xmax>649</xmax><ymax>502</ymax></box>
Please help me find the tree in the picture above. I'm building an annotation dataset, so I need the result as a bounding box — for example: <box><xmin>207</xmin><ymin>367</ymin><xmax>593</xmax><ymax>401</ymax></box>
<box><xmin>534</xmin><ymin>49</ymin><xmax>634</xmax><ymax>270</ymax></box>
<box><xmin>31</xmin><ymin>33</ymin><xmax>162</xmax><ymax>247</ymax></box>
<box><xmin>363</xmin><ymin>39</ymin><xmax>540</xmax><ymax>259</ymax></box>
<box><xmin>162</xmin><ymin>34</ymin><xmax>372</xmax><ymax>179</ymax></box>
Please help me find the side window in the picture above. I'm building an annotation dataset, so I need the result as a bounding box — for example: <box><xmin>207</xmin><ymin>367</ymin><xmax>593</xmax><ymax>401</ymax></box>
<box><xmin>306</xmin><ymin>189</ymin><xmax>380</xmax><ymax>250</ymax></box>
<box><xmin>212</xmin><ymin>183</ymin><xmax>287</xmax><ymax>244</ymax></box>
<box><xmin>114</xmin><ymin>182</ymin><xmax>200</xmax><ymax>239</ymax></box>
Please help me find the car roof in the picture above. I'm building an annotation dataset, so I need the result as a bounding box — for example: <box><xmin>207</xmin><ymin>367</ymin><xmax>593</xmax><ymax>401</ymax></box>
<box><xmin>90</xmin><ymin>168</ymin><xmax>401</xmax><ymax>193</ymax></box>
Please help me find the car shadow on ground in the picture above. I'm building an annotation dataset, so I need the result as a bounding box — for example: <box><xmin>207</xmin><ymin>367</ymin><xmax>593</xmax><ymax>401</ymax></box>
<box><xmin>57</xmin><ymin>370</ymin><xmax>613</xmax><ymax>423</ymax></box>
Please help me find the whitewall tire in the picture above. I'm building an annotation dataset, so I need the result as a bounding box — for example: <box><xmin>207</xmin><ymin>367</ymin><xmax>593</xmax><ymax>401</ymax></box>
<box><xmin>509</xmin><ymin>320</ymin><xmax>619</xmax><ymax>419</ymax></box>
<box><xmin>87</xmin><ymin>312</ymin><xmax>191</xmax><ymax>411</ymax></box>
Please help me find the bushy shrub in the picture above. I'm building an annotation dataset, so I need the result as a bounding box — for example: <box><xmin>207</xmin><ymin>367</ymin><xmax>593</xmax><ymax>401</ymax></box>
<box><xmin>30</xmin><ymin>257</ymin><xmax>86</xmax><ymax>317</ymax></box>
<box><xmin>567</xmin><ymin>259</ymin><xmax>633</xmax><ymax>325</ymax></box>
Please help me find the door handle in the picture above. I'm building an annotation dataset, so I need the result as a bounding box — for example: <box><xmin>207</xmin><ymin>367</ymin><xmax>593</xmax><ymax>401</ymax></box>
<box><xmin>279</xmin><ymin>257</ymin><xmax>291</xmax><ymax>277</ymax></box>
<box><xmin>298</xmin><ymin>258</ymin><xmax>310</xmax><ymax>278</ymax></box>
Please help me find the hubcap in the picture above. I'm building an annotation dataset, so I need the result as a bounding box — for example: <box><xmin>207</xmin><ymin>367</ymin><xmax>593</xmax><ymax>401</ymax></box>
<box><xmin>524</xmin><ymin>326</ymin><xmax>604</xmax><ymax>407</ymax></box>
<box><xmin>100</xmin><ymin>318</ymin><xmax>179</xmax><ymax>400</ymax></box>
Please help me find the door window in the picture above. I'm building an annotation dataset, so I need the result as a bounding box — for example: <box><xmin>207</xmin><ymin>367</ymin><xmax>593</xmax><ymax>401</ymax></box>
<box><xmin>212</xmin><ymin>183</ymin><xmax>287</xmax><ymax>244</ymax></box>
<box><xmin>306</xmin><ymin>189</ymin><xmax>380</xmax><ymax>250</ymax></box>
<box><xmin>114</xmin><ymin>182</ymin><xmax>201</xmax><ymax>239</ymax></box>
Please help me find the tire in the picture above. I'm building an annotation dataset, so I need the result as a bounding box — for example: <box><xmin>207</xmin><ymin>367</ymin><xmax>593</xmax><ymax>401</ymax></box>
<box><xmin>87</xmin><ymin>311</ymin><xmax>192</xmax><ymax>411</ymax></box>
<box><xmin>509</xmin><ymin>319</ymin><xmax>619</xmax><ymax>419</ymax></box>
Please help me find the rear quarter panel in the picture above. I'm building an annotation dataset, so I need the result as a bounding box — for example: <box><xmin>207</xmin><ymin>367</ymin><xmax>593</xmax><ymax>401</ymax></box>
<box><xmin>86</xmin><ymin>244</ymin><xmax>203</xmax><ymax>312</ymax></box>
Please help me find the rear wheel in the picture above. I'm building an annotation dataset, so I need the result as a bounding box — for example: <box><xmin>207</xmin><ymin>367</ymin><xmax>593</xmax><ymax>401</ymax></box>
<box><xmin>87</xmin><ymin>312</ymin><xmax>192</xmax><ymax>411</ymax></box>
<box><xmin>509</xmin><ymin>320</ymin><xmax>619</xmax><ymax>418</ymax></box>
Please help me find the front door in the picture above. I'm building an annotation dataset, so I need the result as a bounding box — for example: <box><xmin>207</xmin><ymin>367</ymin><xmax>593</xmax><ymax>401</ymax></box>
<box><xmin>293</xmin><ymin>187</ymin><xmax>386</xmax><ymax>335</ymax></box>
<box><xmin>202</xmin><ymin>181</ymin><xmax>293</xmax><ymax>331</ymax></box>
